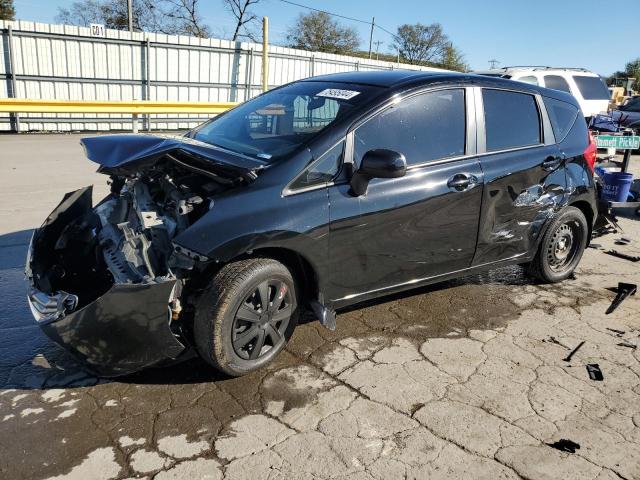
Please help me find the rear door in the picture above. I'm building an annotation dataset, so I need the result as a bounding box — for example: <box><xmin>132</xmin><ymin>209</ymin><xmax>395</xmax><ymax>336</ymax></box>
<box><xmin>473</xmin><ymin>87</ymin><xmax>567</xmax><ymax>266</ymax></box>
<box><xmin>326</xmin><ymin>87</ymin><xmax>484</xmax><ymax>304</ymax></box>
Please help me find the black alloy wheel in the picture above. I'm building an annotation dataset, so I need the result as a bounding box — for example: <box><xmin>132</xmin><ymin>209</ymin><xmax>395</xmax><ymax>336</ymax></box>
<box><xmin>232</xmin><ymin>279</ymin><xmax>293</xmax><ymax>360</ymax></box>
<box><xmin>194</xmin><ymin>257</ymin><xmax>299</xmax><ymax>376</ymax></box>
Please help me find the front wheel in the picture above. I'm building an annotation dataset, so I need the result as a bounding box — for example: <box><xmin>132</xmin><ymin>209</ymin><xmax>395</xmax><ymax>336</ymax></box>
<box><xmin>194</xmin><ymin>258</ymin><xmax>299</xmax><ymax>376</ymax></box>
<box><xmin>526</xmin><ymin>206</ymin><xmax>588</xmax><ymax>283</ymax></box>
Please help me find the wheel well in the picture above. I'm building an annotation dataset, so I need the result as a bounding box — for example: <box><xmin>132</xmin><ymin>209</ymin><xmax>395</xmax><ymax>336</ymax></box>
<box><xmin>246</xmin><ymin>248</ymin><xmax>319</xmax><ymax>305</ymax></box>
<box><xmin>569</xmin><ymin>200</ymin><xmax>594</xmax><ymax>239</ymax></box>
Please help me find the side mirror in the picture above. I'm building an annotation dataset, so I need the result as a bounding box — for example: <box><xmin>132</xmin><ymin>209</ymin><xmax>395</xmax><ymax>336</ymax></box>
<box><xmin>350</xmin><ymin>149</ymin><xmax>407</xmax><ymax>196</ymax></box>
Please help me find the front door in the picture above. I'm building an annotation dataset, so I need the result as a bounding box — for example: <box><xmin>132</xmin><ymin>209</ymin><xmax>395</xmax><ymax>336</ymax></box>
<box><xmin>326</xmin><ymin>87</ymin><xmax>484</xmax><ymax>304</ymax></box>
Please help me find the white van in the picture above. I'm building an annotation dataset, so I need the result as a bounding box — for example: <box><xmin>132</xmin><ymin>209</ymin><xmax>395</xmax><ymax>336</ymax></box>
<box><xmin>474</xmin><ymin>67</ymin><xmax>610</xmax><ymax>118</ymax></box>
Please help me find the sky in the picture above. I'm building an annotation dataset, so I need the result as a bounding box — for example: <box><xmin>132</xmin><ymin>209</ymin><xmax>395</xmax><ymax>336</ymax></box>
<box><xmin>12</xmin><ymin>0</ymin><xmax>635</xmax><ymax>76</ymax></box>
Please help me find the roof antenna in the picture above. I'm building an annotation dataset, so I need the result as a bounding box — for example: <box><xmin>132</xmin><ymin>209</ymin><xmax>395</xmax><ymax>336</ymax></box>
<box><xmin>488</xmin><ymin>59</ymin><xmax>500</xmax><ymax>69</ymax></box>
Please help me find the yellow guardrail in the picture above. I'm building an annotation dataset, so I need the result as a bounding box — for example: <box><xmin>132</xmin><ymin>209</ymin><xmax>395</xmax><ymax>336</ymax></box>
<box><xmin>0</xmin><ymin>98</ymin><xmax>238</xmax><ymax>114</ymax></box>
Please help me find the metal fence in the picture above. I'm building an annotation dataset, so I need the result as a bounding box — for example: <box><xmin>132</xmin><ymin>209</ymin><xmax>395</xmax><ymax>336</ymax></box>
<box><xmin>0</xmin><ymin>20</ymin><xmax>442</xmax><ymax>132</ymax></box>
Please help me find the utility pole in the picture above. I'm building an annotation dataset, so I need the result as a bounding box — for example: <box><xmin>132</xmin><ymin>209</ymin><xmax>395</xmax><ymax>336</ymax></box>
<box><xmin>488</xmin><ymin>59</ymin><xmax>500</xmax><ymax>69</ymax></box>
<box><xmin>368</xmin><ymin>17</ymin><xmax>375</xmax><ymax>59</ymax></box>
<box><xmin>262</xmin><ymin>17</ymin><xmax>269</xmax><ymax>92</ymax></box>
<box><xmin>128</xmin><ymin>0</ymin><xmax>135</xmax><ymax>132</ymax></box>
<box><xmin>127</xmin><ymin>0</ymin><xmax>133</xmax><ymax>32</ymax></box>
<box><xmin>373</xmin><ymin>40</ymin><xmax>383</xmax><ymax>60</ymax></box>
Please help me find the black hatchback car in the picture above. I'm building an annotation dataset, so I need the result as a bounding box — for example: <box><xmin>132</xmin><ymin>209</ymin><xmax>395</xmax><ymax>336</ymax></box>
<box><xmin>27</xmin><ymin>71</ymin><xmax>598</xmax><ymax>377</ymax></box>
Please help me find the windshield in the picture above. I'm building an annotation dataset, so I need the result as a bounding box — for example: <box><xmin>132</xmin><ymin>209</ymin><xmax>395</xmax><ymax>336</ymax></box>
<box><xmin>620</xmin><ymin>97</ymin><xmax>640</xmax><ymax>112</ymax></box>
<box><xmin>192</xmin><ymin>81</ymin><xmax>383</xmax><ymax>161</ymax></box>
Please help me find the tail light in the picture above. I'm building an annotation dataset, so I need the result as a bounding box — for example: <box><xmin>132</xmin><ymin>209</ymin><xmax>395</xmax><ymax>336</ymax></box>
<box><xmin>584</xmin><ymin>131</ymin><xmax>597</xmax><ymax>172</ymax></box>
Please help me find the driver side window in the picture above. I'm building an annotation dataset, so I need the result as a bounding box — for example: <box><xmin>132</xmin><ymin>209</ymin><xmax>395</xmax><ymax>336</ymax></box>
<box><xmin>289</xmin><ymin>140</ymin><xmax>344</xmax><ymax>192</ymax></box>
<box><xmin>353</xmin><ymin>89</ymin><xmax>466</xmax><ymax>167</ymax></box>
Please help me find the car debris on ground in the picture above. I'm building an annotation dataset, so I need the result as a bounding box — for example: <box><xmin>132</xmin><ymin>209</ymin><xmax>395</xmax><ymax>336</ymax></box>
<box><xmin>586</xmin><ymin>363</ymin><xmax>604</xmax><ymax>381</ymax></box>
<box><xmin>604</xmin><ymin>249</ymin><xmax>640</xmax><ymax>262</ymax></box>
<box><xmin>605</xmin><ymin>282</ymin><xmax>637</xmax><ymax>314</ymax></box>
<box><xmin>546</xmin><ymin>439</ymin><xmax>581</xmax><ymax>454</ymax></box>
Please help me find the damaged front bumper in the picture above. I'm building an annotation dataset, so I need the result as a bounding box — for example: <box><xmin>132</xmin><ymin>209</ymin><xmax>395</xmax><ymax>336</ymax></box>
<box><xmin>26</xmin><ymin>186</ymin><xmax>186</xmax><ymax>377</ymax></box>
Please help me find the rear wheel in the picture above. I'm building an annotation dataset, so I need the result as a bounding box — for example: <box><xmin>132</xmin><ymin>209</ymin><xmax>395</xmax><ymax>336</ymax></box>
<box><xmin>526</xmin><ymin>206</ymin><xmax>588</xmax><ymax>283</ymax></box>
<box><xmin>194</xmin><ymin>258</ymin><xmax>299</xmax><ymax>376</ymax></box>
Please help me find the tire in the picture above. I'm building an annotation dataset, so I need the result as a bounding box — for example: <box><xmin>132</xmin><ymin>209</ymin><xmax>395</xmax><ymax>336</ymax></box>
<box><xmin>526</xmin><ymin>206</ymin><xmax>588</xmax><ymax>283</ymax></box>
<box><xmin>194</xmin><ymin>258</ymin><xmax>299</xmax><ymax>376</ymax></box>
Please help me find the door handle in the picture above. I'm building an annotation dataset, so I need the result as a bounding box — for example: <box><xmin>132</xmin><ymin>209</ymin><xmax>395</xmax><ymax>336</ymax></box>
<box><xmin>447</xmin><ymin>173</ymin><xmax>478</xmax><ymax>192</ymax></box>
<box><xmin>542</xmin><ymin>155</ymin><xmax>563</xmax><ymax>171</ymax></box>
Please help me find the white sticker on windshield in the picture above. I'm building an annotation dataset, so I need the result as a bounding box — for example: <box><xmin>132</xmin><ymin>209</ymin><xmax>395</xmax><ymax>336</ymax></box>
<box><xmin>316</xmin><ymin>88</ymin><xmax>361</xmax><ymax>100</ymax></box>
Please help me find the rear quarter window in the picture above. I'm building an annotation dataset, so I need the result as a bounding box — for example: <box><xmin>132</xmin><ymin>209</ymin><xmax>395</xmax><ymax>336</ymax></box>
<box><xmin>482</xmin><ymin>89</ymin><xmax>541</xmax><ymax>151</ymax></box>
<box><xmin>543</xmin><ymin>75</ymin><xmax>572</xmax><ymax>93</ymax></box>
<box><xmin>516</xmin><ymin>75</ymin><xmax>539</xmax><ymax>86</ymax></box>
<box><xmin>573</xmin><ymin>76</ymin><xmax>610</xmax><ymax>100</ymax></box>
<box><xmin>543</xmin><ymin>97</ymin><xmax>579</xmax><ymax>142</ymax></box>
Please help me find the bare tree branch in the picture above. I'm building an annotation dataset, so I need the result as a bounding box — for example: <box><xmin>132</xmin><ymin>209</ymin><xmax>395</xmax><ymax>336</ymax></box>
<box><xmin>160</xmin><ymin>0</ymin><xmax>210</xmax><ymax>37</ymax></box>
<box><xmin>56</xmin><ymin>0</ymin><xmax>210</xmax><ymax>37</ymax></box>
<box><xmin>222</xmin><ymin>0</ymin><xmax>261</xmax><ymax>42</ymax></box>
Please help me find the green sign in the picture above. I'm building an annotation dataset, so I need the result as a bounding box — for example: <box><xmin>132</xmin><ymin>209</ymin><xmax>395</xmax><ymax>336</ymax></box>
<box><xmin>595</xmin><ymin>135</ymin><xmax>640</xmax><ymax>150</ymax></box>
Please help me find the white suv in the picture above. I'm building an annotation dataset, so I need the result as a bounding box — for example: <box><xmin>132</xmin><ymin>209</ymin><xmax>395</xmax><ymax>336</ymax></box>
<box><xmin>474</xmin><ymin>67</ymin><xmax>610</xmax><ymax>118</ymax></box>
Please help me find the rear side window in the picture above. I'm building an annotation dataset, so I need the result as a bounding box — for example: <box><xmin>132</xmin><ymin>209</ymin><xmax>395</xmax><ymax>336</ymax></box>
<box><xmin>544</xmin><ymin>97</ymin><xmax>578</xmax><ymax>142</ymax></box>
<box><xmin>573</xmin><ymin>76</ymin><xmax>610</xmax><ymax>100</ymax></box>
<box><xmin>353</xmin><ymin>89</ymin><xmax>466</xmax><ymax>167</ymax></box>
<box><xmin>517</xmin><ymin>76</ymin><xmax>538</xmax><ymax>85</ymax></box>
<box><xmin>482</xmin><ymin>89</ymin><xmax>541</xmax><ymax>151</ymax></box>
<box><xmin>543</xmin><ymin>75</ymin><xmax>572</xmax><ymax>93</ymax></box>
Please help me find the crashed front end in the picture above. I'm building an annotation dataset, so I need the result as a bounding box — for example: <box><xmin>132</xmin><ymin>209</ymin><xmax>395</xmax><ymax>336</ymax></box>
<box><xmin>26</xmin><ymin>135</ymin><xmax>258</xmax><ymax>376</ymax></box>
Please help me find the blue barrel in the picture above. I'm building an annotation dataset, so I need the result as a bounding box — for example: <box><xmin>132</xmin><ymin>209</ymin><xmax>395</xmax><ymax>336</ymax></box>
<box><xmin>602</xmin><ymin>172</ymin><xmax>634</xmax><ymax>202</ymax></box>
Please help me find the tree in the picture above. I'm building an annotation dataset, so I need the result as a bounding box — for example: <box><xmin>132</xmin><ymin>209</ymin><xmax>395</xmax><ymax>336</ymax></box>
<box><xmin>56</xmin><ymin>0</ymin><xmax>210</xmax><ymax>37</ymax></box>
<box><xmin>287</xmin><ymin>11</ymin><xmax>360</xmax><ymax>55</ymax></box>
<box><xmin>56</xmin><ymin>0</ymin><xmax>105</xmax><ymax>27</ymax></box>
<box><xmin>158</xmin><ymin>0</ymin><xmax>210</xmax><ymax>37</ymax></box>
<box><xmin>393</xmin><ymin>23</ymin><xmax>448</xmax><ymax>65</ymax></box>
<box><xmin>223</xmin><ymin>0</ymin><xmax>260</xmax><ymax>42</ymax></box>
<box><xmin>439</xmin><ymin>44</ymin><xmax>468</xmax><ymax>72</ymax></box>
<box><xmin>0</xmin><ymin>0</ymin><xmax>15</xmax><ymax>20</ymax></box>
<box><xmin>625</xmin><ymin>58</ymin><xmax>640</xmax><ymax>90</ymax></box>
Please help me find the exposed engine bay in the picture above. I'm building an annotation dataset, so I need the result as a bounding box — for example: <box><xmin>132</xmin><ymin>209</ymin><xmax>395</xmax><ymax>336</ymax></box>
<box><xmin>26</xmin><ymin>140</ymin><xmax>260</xmax><ymax>376</ymax></box>
<box><xmin>96</xmin><ymin>159</ymin><xmax>221</xmax><ymax>284</ymax></box>
<box><xmin>32</xmin><ymin>155</ymin><xmax>231</xmax><ymax>308</ymax></box>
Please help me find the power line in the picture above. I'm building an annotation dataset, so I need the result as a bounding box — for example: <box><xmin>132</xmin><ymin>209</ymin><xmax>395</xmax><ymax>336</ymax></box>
<box><xmin>375</xmin><ymin>24</ymin><xmax>397</xmax><ymax>39</ymax></box>
<box><xmin>276</xmin><ymin>0</ymin><xmax>397</xmax><ymax>41</ymax></box>
<box><xmin>277</xmin><ymin>0</ymin><xmax>372</xmax><ymax>25</ymax></box>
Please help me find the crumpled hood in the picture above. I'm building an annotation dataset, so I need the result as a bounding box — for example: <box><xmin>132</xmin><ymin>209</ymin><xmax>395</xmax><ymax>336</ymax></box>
<box><xmin>80</xmin><ymin>134</ymin><xmax>266</xmax><ymax>179</ymax></box>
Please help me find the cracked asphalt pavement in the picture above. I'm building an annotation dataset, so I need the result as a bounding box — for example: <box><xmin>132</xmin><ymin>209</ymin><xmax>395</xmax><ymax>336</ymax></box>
<box><xmin>1</xmin><ymin>135</ymin><xmax>639</xmax><ymax>480</ymax></box>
